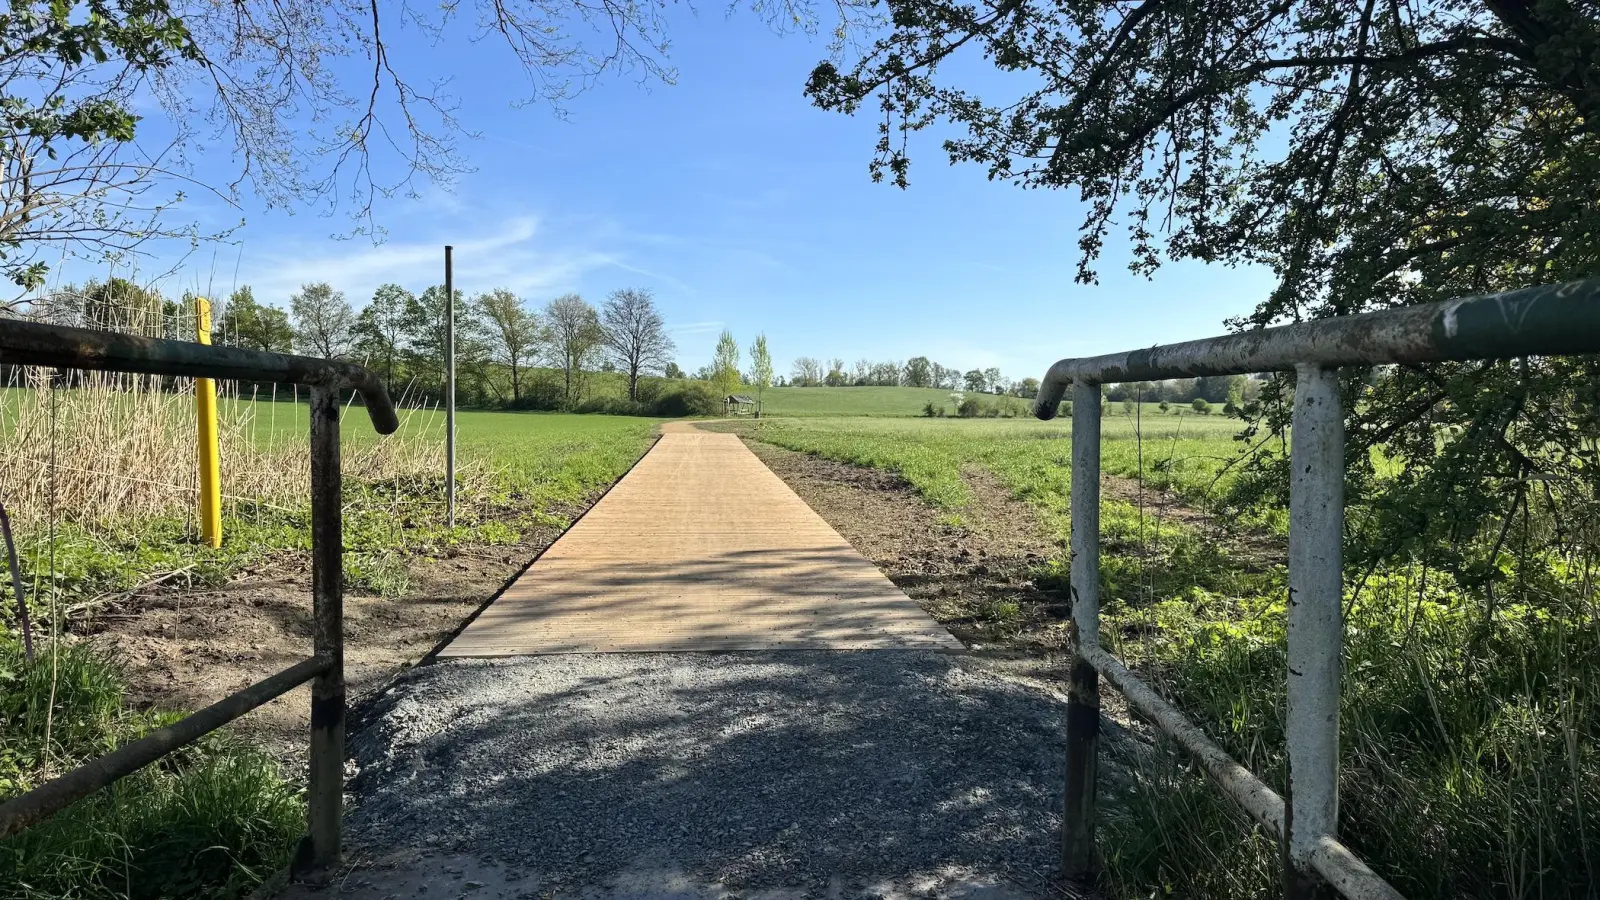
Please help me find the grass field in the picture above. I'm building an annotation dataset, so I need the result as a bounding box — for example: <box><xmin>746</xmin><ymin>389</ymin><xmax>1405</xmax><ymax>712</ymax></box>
<box><xmin>231</xmin><ymin>398</ymin><xmax>661</xmax><ymax>506</ymax></box>
<box><xmin>741</xmin><ymin>412</ymin><xmax>1245</xmax><ymax>514</ymax></box>
<box><xmin>733</xmin><ymin>413</ymin><xmax>1598</xmax><ymax>900</ymax></box>
<box><xmin>756</xmin><ymin>386</ymin><xmax>1026</xmax><ymax>417</ymax></box>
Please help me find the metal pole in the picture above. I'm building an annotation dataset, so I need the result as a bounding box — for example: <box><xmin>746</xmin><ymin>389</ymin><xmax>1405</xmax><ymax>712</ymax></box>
<box><xmin>1285</xmin><ymin>364</ymin><xmax>1344</xmax><ymax>900</ymax></box>
<box><xmin>296</xmin><ymin>386</ymin><xmax>345</xmax><ymax>880</ymax></box>
<box><xmin>1062</xmin><ymin>380</ymin><xmax>1102</xmax><ymax>879</ymax></box>
<box><xmin>194</xmin><ymin>297</ymin><xmax>222</xmax><ymax>548</ymax></box>
<box><xmin>445</xmin><ymin>245</ymin><xmax>455</xmax><ymax>531</ymax></box>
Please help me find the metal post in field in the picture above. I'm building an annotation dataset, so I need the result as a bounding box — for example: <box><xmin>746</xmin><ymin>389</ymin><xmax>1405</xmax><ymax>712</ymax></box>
<box><xmin>1062</xmin><ymin>380</ymin><xmax>1102</xmax><ymax>879</ymax></box>
<box><xmin>445</xmin><ymin>244</ymin><xmax>456</xmax><ymax>531</ymax></box>
<box><xmin>1284</xmin><ymin>364</ymin><xmax>1344</xmax><ymax>900</ymax></box>
<box><xmin>194</xmin><ymin>297</ymin><xmax>222</xmax><ymax>548</ymax></box>
<box><xmin>298</xmin><ymin>386</ymin><xmax>345</xmax><ymax>878</ymax></box>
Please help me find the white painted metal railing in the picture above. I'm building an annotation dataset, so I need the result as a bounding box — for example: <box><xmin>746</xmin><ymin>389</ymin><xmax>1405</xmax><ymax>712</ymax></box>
<box><xmin>1032</xmin><ymin>278</ymin><xmax>1600</xmax><ymax>900</ymax></box>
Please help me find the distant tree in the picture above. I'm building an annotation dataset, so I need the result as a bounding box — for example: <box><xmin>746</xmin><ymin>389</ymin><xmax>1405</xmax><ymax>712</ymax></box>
<box><xmin>694</xmin><ymin>364</ymin><xmax>715</xmax><ymax>380</ymax></box>
<box><xmin>664</xmin><ymin>361</ymin><xmax>687</xmax><ymax>380</ymax></box>
<box><xmin>1159</xmin><ymin>400</ymin><xmax>1171</xmax><ymax>413</ymax></box>
<box><xmin>1017</xmin><ymin>377</ymin><xmax>1040</xmax><ymax>399</ymax></box>
<box><xmin>290</xmin><ymin>282</ymin><xmax>356</xmax><ymax>359</ymax></box>
<box><xmin>1192</xmin><ymin>398</ymin><xmax>1211</xmax><ymax>414</ymax></box>
<box><xmin>601</xmin><ymin>288</ymin><xmax>675</xmax><ymax>402</ymax></box>
<box><xmin>964</xmin><ymin>369</ymin><xmax>986</xmax><ymax>392</ymax></box>
<box><xmin>1223</xmin><ymin>375</ymin><xmax>1246</xmax><ymax>415</ymax></box>
<box><xmin>479</xmin><ymin>289</ymin><xmax>542</xmax><ymax>404</ymax></box>
<box><xmin>402</xmin><ymin>285</ymin><xmax>484</xmax><ymax>402</ymax></box>
<box><xmin>66</xmin><ymin>277</ymin><xmax>166</xmax><ymax>336</ymax></box>
<box><xmin>870</xmin><ymin>360</ymin><xmax>902</xmax><ymax>386</ymax></box>
<box><xmin>352</xmin><ymin>284</ymin><xmax>411</xmax><ymax>387</ymax></box>
<box><xmin>749</xmin><ymin>334</ymin><xmax>775</xmax><ymax>416</ymax></box>
<box><xmin>903</xmin><ymin>356</ymin><xmax>934</xmax><ymax>388</ymax></box>
<box><xmin>825</xmin><ymin>358</ymin><xmax>848</xmax><ymax>387</ymax></box>
<box><xmin>791</xmin><ymin>356</ymin><xmax>823</xmax><ymax>386</ymax></box>
<box><xmin>852</xmin><ymin>358</ymin><xmax>872</xmax><ymax>385</ymax></box>
<box><xmin>982</xmin><ymin>367</ymin><xmax>1003</xmax><ymax>394</ymax></box>
<box><xmin>1193</xmin><ymin>375</ymin><xmax>1235</xmax><ymax>404</ymax></box>
<box><xmin>713</xmin><ymin>329</ymin><xmax>742</xmax><ymax>398</ymax></box>
<box><xmin>544</xmin><ymin>294</ymin><xmax>605</xmax><ymax>408</ymax></box>
<box><xmin>217</xmin><ymin>286</ymin><xmax>294</xmax><ymax>353</ymax></box>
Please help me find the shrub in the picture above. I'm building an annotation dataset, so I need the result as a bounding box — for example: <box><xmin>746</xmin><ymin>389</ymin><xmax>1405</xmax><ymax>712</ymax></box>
<box><xmin>922</xmin><ymin>401</ymin><xmax>938</xmax><ymax>417</ymax></box>
<box><xmin>575</xmin><ymin>396</ymin><xmax>644</xmax><ymax>416</ymax></box>
<box><xmin>1159</xmin><ymin>400</ymin><xmax>1170</xmax><ymax>413</ymax></box>
<box><xmin>1191</xmin><ymin>398</ymin><xmax>1211</xmax><ymax>414</ymax></box>
<box><xmin>508</xmin><ymin>374</ymin><xmax>566</xmax><ymax>410</ymax></box>
<box><xmin>957</xmin><ymin>397</ymin><xmax>982</xmax><ymax>418</ymax></box>
<box><xmin>650</xmin><ymin>381</ymin><xmax>722</xmax><ymax>417</ymax></box>
<box><xmin>1123</xmin><ymin>398</ymin><xmax>1136</xmax><ymax>415</ymax></box>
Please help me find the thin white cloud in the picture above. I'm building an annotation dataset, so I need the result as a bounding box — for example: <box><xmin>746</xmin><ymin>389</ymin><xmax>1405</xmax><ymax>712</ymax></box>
<box><xmin>668</xmin><ymin>320</ymin><xmax>725</xmax><ymax>337</ymax></box>
<box><xmin>231</xmin><ymin>216</ymin><xmax>618</xmax><ymax>306</ymax></box>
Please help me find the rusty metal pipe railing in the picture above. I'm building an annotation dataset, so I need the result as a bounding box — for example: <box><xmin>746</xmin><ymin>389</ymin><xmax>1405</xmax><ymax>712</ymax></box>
<box><xmin>0</xmin><ymin>655</ymin><xmax>330</xmax><ymax>838</ymax></box>
<box><xmin>1033</xmin><ymin>278</ymin><xmax>1600</xmax><ymax>419</ymax></box>
<box><xmin>1033</xmin><ymin>277</ymin><xmax>1600</xmax><ymax>900</ymax></box>
<box><xmin>0</xmin><ymin>319</ymin><xmax>400</xmax><ymax>435</ymax></box>
<box><xmin>0</xmin><ymin>319</ymin><xmax>398</xmax><ymax>881</ymax></box>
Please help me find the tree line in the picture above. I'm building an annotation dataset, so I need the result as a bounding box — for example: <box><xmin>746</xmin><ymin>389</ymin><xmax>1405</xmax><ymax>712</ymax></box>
<box><xmin>783</xmin><ymin>355</ymin><xmax>1038</xmax><ymax>397</ymax></box>
<box><xmin>28</xmin><ymin>277</ymin><xmax>689</xmax><ymax>412</ymax></box>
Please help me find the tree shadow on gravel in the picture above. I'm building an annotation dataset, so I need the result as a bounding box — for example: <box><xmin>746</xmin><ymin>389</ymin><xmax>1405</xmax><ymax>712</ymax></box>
<box><xmin>344</xmin><ymin>652</ymin><xmax>1072</xmax><ymax>894</ymax></box>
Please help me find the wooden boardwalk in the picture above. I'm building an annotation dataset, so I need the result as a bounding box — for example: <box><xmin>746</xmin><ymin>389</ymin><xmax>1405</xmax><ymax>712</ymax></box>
<box><xmin>439</xmin><ymin>426</ymin><xmax>960</xmax><ymax>656</ymax></box>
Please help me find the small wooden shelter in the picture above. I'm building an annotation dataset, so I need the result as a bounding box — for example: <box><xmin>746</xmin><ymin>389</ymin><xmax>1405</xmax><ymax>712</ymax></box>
<box><xmin>724</xmin><ymin>394</ymin><xmax>757</xmax><ymax>416</ymax></box>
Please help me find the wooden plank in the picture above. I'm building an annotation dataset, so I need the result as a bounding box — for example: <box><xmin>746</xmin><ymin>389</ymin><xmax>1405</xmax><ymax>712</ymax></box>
<box><xmin>440</xmin><ymin>430</ymin><xmax>961</xmax><ymax>656</ymax></box>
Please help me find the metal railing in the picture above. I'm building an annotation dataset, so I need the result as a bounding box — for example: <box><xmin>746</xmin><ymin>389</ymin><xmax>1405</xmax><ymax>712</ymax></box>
<box><xmin>0</xmin><ymin>320</ymin><xmax>399</xmax><ymax>879</ymax></box>
<box><xmin>1031</xmin><ymin>278</ymin><xmax>1600</xmax><ymax>900</ymax></box>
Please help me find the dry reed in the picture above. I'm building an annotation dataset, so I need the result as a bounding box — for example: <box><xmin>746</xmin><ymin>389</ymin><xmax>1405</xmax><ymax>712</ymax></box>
<box><xmin>0</xmin><ymin>368</ymin><xmax>443</xmax><ymax>531</ymax></box>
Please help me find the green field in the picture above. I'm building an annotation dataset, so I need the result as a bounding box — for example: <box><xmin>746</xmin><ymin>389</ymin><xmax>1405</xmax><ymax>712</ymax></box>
<box><xmin>739</xmin><ymin>412</ymin><xmax>1244</xmax><ymax>513</ymax></box>
<box><xmin>231</xmin><ymin>398</ymin><xmax>660</xmax><ymax>504</ymax></box>
<box><xmin>755</xmin><ymin>385</ymin><xmax>1028</xmax><ymax>417</ymax></box>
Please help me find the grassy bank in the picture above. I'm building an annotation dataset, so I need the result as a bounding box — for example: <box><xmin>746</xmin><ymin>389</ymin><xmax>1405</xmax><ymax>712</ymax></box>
<box><xmin>0</xmin><ymin>639</ymin><xmax>302</xmax><ymax>899</ymax></box>
<box><xmin>733</xmin><ymin>415</ymin><xmax>1599</xmax><ymax>900</ymax></box>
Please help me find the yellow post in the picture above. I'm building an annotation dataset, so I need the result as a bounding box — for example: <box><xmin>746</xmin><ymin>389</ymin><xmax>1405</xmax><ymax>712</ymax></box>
<box><xmin>195</xmin><ymin>297</ymin><xmax>222</xmax><ymax>548</ymax></box>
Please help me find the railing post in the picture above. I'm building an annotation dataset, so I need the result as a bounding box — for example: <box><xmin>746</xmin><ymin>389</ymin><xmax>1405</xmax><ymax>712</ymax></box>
<box><xmin>1062</xmin><ymin>380</ymin><xmax>1102</xmax><ymax>880</ymax></box>
<box><xmin>1284</xmin><ymin>365</ymin><xmax>1343</xmax><ymax>900</ymax></box>
<box><xmin>294</xmin><ymin>385</ymin><xmax>345</xmax><ymax>879</ymax></box>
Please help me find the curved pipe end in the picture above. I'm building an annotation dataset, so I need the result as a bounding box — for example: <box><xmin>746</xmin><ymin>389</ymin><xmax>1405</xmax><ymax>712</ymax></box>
<box><xmin>1033</xmin><ymin>365</ymin><xmax>1071</xmax><ymax>420</ymax></box>
<box><xmin>346</xmin><ymin>370</ymin><xmax>400</xmax><ymax>435</ymax></box>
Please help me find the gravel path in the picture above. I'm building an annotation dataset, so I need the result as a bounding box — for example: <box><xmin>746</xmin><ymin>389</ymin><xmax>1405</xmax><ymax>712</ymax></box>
<box><xmin>281</xmin><ymin>651</ymin><xmax>1079</xmax><ymax>899</ymax></box>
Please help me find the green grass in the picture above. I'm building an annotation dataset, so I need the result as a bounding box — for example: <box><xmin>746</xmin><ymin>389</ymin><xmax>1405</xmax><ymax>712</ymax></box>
<box><xmin>739</xmin><ymin>412</ymin><xmax>1244</xmax><ymax>513</ymax></box>
<box><xmin>753</xmin><ymin>386</ymin><xmax>1007</xmax><ymax>417</ymax></box>
<box><xmin>0</xmin><ymin>638</ymin><xmax>302</xmax><ymax>899</ymax></box>
<box><xmin>733</xmin><ymin>413</ymin><xmax>1600</xmax><ymax>900</ymax></box>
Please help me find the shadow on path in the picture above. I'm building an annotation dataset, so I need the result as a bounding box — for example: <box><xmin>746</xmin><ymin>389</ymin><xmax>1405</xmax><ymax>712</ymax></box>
<box><xmin>333</xmin><ymin>651</ymin><xmax>1072</xmax><ymax>897</ymax></box>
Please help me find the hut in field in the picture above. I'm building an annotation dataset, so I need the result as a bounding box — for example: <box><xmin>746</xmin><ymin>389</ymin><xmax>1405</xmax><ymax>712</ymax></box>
<box><xmin>724</xmin><ymin>394</ymin><xmax>757</xmax><ymax>416</ymax></box>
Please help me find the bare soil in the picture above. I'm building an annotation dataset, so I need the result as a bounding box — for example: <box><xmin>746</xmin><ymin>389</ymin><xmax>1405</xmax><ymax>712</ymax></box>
<box><xmin>65</xmin><ymin>513</ymin><xmax>584</xmax><ymax>768</ymax></box>
<box><xmin>742</xmin><ymin>440</ymin><xmax>1074</xmax><ymax>653</ymax></box>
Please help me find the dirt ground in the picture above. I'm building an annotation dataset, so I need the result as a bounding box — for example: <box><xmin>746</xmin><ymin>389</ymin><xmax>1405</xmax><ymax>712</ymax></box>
<box><xmin>68</xmin><ymin>511</ymin><xmax>584</xmax><ymax>768</ymax></box>
<box><xmin>742</xmin><ymin>440</ymin><xmax>1074</xmax><ymax>653</ymax></box>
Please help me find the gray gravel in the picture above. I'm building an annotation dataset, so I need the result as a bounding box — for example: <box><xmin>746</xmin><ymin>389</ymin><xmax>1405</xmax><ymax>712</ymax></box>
<box><xmin>343</xmin><ymin>651</ymin><xmax>1073</xmax><ymax>896</ymax></box>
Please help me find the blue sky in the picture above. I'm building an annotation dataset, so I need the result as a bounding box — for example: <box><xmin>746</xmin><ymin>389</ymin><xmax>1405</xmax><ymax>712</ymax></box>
<box><xmin>66</xmin><ymin>5</ymin><xmax>1275</xmax><ymax>382</ymax></box>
